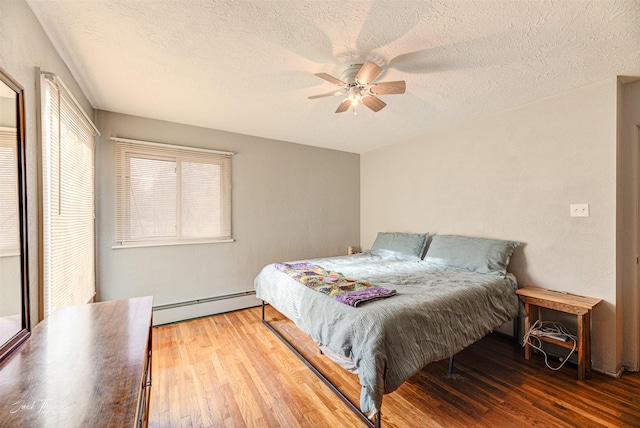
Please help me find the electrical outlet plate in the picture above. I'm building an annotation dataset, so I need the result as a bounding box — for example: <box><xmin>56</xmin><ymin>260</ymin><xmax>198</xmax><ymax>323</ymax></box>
<box><xmin>570</xmin><ymin>203</ymin><xmax>589</xmax><ymax>217</ymax></box>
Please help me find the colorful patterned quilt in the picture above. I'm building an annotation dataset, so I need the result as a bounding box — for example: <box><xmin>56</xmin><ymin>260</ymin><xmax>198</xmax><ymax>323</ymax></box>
<box><xmin>274</xmin><ymin>262</ymin><xmax>396</xmax><ymax>307</ymax></box>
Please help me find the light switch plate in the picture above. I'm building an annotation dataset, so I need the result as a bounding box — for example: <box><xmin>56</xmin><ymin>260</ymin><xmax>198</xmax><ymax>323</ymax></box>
<box><xmin>570</xmin><ymin>203</ymin><xmax>589</xmax><ymax>217</ymax></box>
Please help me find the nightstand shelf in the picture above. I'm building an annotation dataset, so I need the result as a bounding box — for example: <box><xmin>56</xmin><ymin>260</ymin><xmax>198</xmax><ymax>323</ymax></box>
<box><xmin>516</xmin><ymin>286</ymin><xmax>601</xmax><ymax>380</ymax></box>
<box><xmin>535</xmin><ymin>333</ymin><xmax>576</xmax><ymax>350</ymax></box>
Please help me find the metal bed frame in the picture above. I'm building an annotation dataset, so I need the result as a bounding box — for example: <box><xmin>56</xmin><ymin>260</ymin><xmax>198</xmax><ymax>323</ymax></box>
<box><xmin>260</xmin><ymin>300</ymin><xmax>456</xmax><ymax>428</ymax></box>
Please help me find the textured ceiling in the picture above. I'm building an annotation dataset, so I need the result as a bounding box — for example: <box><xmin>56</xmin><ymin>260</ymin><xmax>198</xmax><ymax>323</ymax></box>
<box><xmin>26</xmin><ymin>0</ymin><xmax>640</xmax><ymax>153</ymax></box>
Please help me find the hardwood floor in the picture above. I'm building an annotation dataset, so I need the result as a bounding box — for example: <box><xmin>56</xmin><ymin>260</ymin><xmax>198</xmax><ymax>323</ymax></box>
<box><xmin>150</xmin><ymin>305</ymin><xmax>640</xmax><ymax>427</ymax></box>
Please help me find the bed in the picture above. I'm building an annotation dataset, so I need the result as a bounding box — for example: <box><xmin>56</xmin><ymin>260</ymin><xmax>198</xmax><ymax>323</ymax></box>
<box><xmin>254</xmin><ymin>233</ymin><xmax>521</xmax><ymax>427</ymax></box>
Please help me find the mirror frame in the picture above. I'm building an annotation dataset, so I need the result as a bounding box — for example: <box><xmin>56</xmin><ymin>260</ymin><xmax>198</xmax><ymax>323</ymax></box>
<box><xmin>0</xmin><ymin>66</ymin><xmax>30</xmax><ymax>363</ymax></box>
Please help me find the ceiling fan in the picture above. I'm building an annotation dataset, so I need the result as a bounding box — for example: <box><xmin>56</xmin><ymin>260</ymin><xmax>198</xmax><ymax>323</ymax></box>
<box><xmin>308</xmin><ymin>61</ymin><xmax>406</xmax><ymax>114</ymax></box>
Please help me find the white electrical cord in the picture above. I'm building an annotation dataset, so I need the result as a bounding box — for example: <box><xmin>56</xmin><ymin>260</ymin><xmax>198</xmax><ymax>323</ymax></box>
<box><xmin>522</xmin><ymin>320</ymin><xmax>578</xmax><ymax>371</ymax></box>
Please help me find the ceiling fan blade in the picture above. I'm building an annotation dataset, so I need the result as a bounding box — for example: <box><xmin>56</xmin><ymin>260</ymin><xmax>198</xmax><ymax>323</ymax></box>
<box><xmin>355</xmin><ymin>61</ymin><xmax>382</xmax><ymax>85</ymax></box>
<box><xmin>315</xmin><ymin>72</ymin><xmax>346</xmax><ymax>86</ymax></box>
<box><xmin>369</xmin><ymin>80</ymin><xmax>406</xmax><ymax>95</ymax></box>
<box><xmin>335</xmin><ymin>99</ymin><xmax>351</xmax><ymax>113</ymax></box>
<box><xmin>362</xmin><ymin>95</ymin><xmax>386</xmax><ymax>112</ymax></box>
<box><xmin>308</xmin><ymin>89</ymin><xmax>346</xmax><ymax>99</ymax></box>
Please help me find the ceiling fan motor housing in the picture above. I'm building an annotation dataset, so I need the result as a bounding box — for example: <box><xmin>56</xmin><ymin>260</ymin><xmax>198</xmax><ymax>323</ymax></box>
<box><xmin>340</xmin><ymin>64</ymin><xmax>364</xmax><ymax>85</ymax></box>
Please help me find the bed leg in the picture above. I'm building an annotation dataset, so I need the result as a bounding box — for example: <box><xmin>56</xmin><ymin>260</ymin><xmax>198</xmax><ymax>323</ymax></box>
<box><xmin>448</xmin><ymin>355</ymin><xmax>455</xmax><ymax>375</ymax></box>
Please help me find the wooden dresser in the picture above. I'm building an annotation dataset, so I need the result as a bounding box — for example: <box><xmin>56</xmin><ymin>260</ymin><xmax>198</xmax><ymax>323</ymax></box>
<box><xmin>0</xmin><ymin>296</ymin><xmax>153</xmax><ymax>427</ymax></box>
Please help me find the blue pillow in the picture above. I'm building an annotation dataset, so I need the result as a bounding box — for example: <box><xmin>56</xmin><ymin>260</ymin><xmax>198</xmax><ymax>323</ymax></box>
<box><xmin>425</xmin><ymin>235</ymin><xmax>519</xmax><ymax>276</ymax></box>
<box><xmin>370</xmin><ymin>232</ymin><xmax>429</xmax><ymax>260</ymax></box>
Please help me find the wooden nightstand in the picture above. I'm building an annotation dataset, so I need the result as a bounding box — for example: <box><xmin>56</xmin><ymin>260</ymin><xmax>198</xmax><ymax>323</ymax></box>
<box><xmin>515</xmin><ymin>286</ymin><xmax>602</xmax><ymax>380</ymax></box>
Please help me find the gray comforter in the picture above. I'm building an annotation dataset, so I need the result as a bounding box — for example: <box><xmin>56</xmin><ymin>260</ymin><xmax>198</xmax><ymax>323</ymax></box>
<box><xmin>254</xmin><ymin>253</ymin><xmax>520</xmax><ymax>417</ymax></box>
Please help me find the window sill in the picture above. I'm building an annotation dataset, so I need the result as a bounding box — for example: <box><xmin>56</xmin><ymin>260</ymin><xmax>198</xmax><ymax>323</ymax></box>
<box><xmin>112</xmin><ymin>238</ymin><xmax>234</xmax><ymax>250</ymax></box>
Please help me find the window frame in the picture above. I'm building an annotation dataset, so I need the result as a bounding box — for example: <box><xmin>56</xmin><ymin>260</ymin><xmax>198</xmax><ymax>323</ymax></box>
<box><xmin>113</xmin><ymin>137</ymin><xmax>234</xmax><ymax>249</ymax></box>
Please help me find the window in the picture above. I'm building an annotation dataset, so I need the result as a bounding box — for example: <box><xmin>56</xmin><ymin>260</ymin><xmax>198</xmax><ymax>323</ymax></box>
<box><xmin>113</xmin><ymin>138</ymin><xmax>232</xmax><ymax>247</ymax></box>
<box><xmin>0</xmin><ymin>127</ymin><xmax>20</xmax><ymax>256</ymax></box>
<box><xmin>40</xmin><ymin>71</ymin><xmax>99</xmax><ymax>318</ymax></box>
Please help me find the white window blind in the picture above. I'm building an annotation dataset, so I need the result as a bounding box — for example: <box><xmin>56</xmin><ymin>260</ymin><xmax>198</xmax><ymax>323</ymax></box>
<box><xmin>114</xmin><ymin>138</ymin><xmax>232</xmax><ymax>246</ymax></box>
<box><xmin>41</xmin><ymin>72</ymin><xmax>99</xmax><ymax>318</ymax></box>
<box><xmin>0</xmin><ymin>127</ymin><xmax>20</xmax><ymax>256</ymax></box>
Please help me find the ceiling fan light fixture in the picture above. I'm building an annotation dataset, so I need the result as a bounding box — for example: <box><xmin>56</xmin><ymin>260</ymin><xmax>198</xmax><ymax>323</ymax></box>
<box><xmin>348</xmin><ymin>87</ymin><xmax>364</xmax><ymax>115</ymax></box>
<box><xmin>348</xmin><ymin>86</ymin><xmax>360</xmax><ymax>102</ymax></box>
<box><xmin>350</xmin><ymin>100</ymin><xmax>359</xmax><ymax>115</ymax></box>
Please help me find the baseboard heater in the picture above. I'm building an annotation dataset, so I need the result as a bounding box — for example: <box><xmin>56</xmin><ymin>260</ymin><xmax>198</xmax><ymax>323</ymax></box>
<box><xmin>153</xmin><ymin>290</ymin><xmax>256</xmax><ymax>311</ymax></box>
<box><xmin>152</xmin><ymin>290</ymin><xmax>258</xmax><ymax>325</ymax></box>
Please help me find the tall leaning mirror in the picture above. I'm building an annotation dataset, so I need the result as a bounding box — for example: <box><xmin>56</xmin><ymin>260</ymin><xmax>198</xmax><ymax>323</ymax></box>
<box><xmin>0</xmin><ymin>66</ymin><xmax>30</xmax><ymax>362</ymax></box>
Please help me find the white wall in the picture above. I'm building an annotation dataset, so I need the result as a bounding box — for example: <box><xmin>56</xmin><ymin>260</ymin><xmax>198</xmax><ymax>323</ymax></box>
<box><xmin>95</xmin><ymin>111</ymin><xmax>360</xmax><ymax>324</ymax></box>
<box><xmin>361</xmin><ymin>78</ymin><xmax>623</xmax><ymax>375</ymax></box>
<box><xmin>0</xmin><ymin>0</ymin><xmax>94</xmax><ymax>325</ymax></box>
